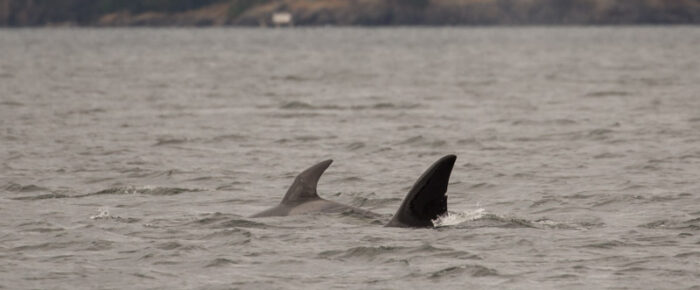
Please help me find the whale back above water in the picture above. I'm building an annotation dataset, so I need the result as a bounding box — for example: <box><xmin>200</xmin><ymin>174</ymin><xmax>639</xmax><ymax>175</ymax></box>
<box><xmin>249</xmin><ymin>155</ymin><xmax>457</xmax><ymax>228</ymax></box>
<box><xmin>249</xmin><ymin>159</ymin><xmax>372</xmax><ymax>218</ymax></box>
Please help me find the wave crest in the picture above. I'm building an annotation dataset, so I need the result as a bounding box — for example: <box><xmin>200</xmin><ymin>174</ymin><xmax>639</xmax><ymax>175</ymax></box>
<box><xmin>432</xmin><ymin>208</ymin><xmax>485</xmax><ymax>227</ymax></box>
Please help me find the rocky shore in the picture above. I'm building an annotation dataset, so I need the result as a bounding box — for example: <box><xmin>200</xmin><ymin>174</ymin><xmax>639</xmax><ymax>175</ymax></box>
<box><xmin>1</xmin><ymin>0</ymin><xmax>698</xmax><ymax>26</ymax></box>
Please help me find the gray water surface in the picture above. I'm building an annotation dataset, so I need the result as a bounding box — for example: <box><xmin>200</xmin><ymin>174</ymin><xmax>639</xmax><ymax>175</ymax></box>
<box><xmin>1</xmin><ymin>27</ymin><xmax>699</xmax><ymax>289</ymax></box>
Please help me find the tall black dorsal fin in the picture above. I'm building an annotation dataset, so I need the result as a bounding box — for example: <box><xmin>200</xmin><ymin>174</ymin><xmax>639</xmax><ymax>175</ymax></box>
<box><xmin>280</xmin><ymin>159</ymin><xmax>332</xmax><ymax>205</ymax></box>
<box><xmin>386</xmin><ymin>155</ymin><xmax>456</xmax><ymax>227</ymax></box>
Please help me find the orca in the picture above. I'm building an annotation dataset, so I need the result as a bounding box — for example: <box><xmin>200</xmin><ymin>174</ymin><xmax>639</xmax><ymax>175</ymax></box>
<box><xmin>250</xmin><ymin>154</ymin><xmax>457</xmax><ymax>228</ymax></box>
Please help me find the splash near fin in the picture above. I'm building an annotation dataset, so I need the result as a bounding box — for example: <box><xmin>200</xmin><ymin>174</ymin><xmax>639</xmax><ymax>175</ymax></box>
<box><xmin>280</xmin><ymin>159</ymin><xmax>332</xmax><ymax>205</ymax></box>
<box><xmin>386</xmin><ymin>155</ymin><xmax>456</xmax><ymax>228</ymax></box>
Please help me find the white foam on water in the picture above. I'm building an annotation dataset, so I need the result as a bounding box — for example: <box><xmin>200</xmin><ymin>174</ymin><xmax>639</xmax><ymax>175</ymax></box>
<box><xmin>432</xmin><ymin>208</ymin><xmax>486</xmax><ymax>228</ymax></box>
<box><xmin>90</xmin><ymin>207</ymin><xmax>111</xmax><ymax>220</ymax></box>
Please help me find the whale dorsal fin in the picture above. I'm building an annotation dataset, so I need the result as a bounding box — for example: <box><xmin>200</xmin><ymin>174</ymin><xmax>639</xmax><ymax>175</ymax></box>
<box><xmin>280</xmin><ymin>159</ymin><xmax>332</xmax><ymax>205</ymax></box>
<box><xmin>386</xmin><ymin>155</ymin><xmax>456</xmax><ymax>227</ymax></box>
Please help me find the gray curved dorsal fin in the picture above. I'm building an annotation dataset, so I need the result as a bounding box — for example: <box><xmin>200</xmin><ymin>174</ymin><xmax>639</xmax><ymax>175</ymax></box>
<box><xmin>280</xmin><ymin>159</ymin><xmax>333</xmax><ymax>204</ymax></box>
<box><xmin>386</xmin><ymin>155</ymin><xmax>457</xmax><ymax>227</ymax></box>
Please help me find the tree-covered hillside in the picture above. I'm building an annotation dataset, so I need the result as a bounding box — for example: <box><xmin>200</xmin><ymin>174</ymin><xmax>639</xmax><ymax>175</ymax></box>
<box><xmin>0</xmin><ymin>0</ymin><xmax>697</xmax><ymax>26</ymax></box>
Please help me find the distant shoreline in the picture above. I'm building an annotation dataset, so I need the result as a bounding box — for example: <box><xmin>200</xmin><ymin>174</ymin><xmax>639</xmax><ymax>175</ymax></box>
<box><xmin>0</xmin><ymin>24</ymin><xmax>697</xmax><ymax>30</ymax></box>
<box><xmin>1</xmin><ymin>0</ymin><xmax>698</xmax><ymax>27</ymax></box>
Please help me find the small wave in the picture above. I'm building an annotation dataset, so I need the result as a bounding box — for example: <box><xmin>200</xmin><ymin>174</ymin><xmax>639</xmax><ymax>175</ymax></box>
<box><xmin>65</xmin><ymin>108</ymin><xmax>106</xmax><ymax>115</ymax></box>
<box><xmin>318</xmin><ymin>242</ymin><xmax>476</xmax><ymax>262</ymax></box>
<box><xmin>468</xmin><ymin>182</ymin><xmax>496</xmax><ymax>189</ymax></box>
<box><xmin>351</xmin><ymin>102</ymin><xmax>421</xmax><ymax>110</ymax></box>
<box><xmin>0</xmin><ymin>99</ymin><xmax>23</xmax><ymax>106</ymax></box>
<box><xmin>533</xmin><ymin>218</ymin><xmax>579</xmax><ymax>230</ymax></box>
<box><xmin>398</xmin><ymin>135</ymin><xmax>425</xmax><ymax>145</ymax></box>
<box><xmin>510</xmin><ymin>118</ymin><xmax>577</xmax><ymax>126</ymax></box>
<box><xmin>335</xmin><ymin>176</ymin><xmax>365</xmax><ymax>184</ymax></box>
<box><xmin>411</xmin><ymin>243</ymin><xmax>482</xmax><ymax>259</ymax></box>
<box><xmin>593</xmin><ymin>152</ymin><xmax>625</xmax><ymax>159</ymax></box>
<box><xmin>546</xmin><ymin>274</ymin><xmax>579</xmax><ymax>280</ymax></box>
<box><xmin>193</xmin><ymin>212</ymin><xmax>234</xmax><ymax>225</ymax></box>
<box><xmin>17</xmin><ymin>221</ymin><xmax>65</xmax><ymax>233</ymax></box>
<box><xmin>537</xmin><ymin>127</ymin><xmax>617</xmax><ymax>142</ymax></box>
<box><xmin>345</xmin><ymin>142</ymin><xmax>365</xmax><ymax>151</ymax></box>
<box><xmin>280</xmin><ymin>101</ymin><xmax>315</xmax><ymax>109</ymax></box>
<box><xmin>639</xmin><ymin>218</ymin><xmax>700</xmax><ymax>230</ymax></box>
<box><xmin>319</xmin><ymin>246</ymin><xmax>403</xmax><ymax>261</ymax></box>
<box><xmin>11</xmin><ymin>193</ymin><xmax>70</xmax><ymax>200</ymax></box>
<box><xmin>22</xmin><ymin>227</ymin><xmax>64</xmax><ymax>233</ymax></box>
<box><xmin>648</xmin><ymin>194</ymin><xmax>686</xmax><ymax>202</ymax></box>
<box><xmin>432</xmin><ymin>209</ymin><xmax>485</xmax><ymax>227</ymax></box>
<box><xmin>3</xmin><ymin>182</ymin><xmax>49</xmax><ymax>192</ymax></box>
<box><xmin>347</xmin><ymin>196</ymin><xmax>392</xmax><ymax>210</ymax></box>
<box><xmin>592</xmin><ymin>194</ymin><xmax>645</xmax><ymax>207</ymax></box>
<box><xmin>84</xmin><ymin>240</ymin><xmax>114</xmax><ymax>251</ymax></box>
<box><xmin>584</xmin><ymin>91</ymin><xmax>631</xmax><ymax>98</ymax></box>
<box><xmin>577</xmin><ymin>220</ymin><xmax>606</xmax><ymax>229</ymax></box>
<box><xmin>271</xmin><ymin>112</ymin><xmax>324</xmax><ymax>118</ymax></box>
<box><xmin>193</xmin><ymin>213</ymin><xmax>268</xmax><ymax>229</ymax></box>
<box><xmin>370</xmin><ymin>102</ymin><xmax>400</xmax><ymax>109</ymax></box>
<box><xmin>396</xmin><ymin>135</ymin><xmax>447</xmax><ymax>147</ymax></box>
<box><xmin>429</xmin><ymin>264</ymin><xmax>499</xmax><ymax>279</ymax></box>
<box><xmin>153</xmin><ymin>137</ymin><xmax>190</xmax><ymax>146</ymax></box>
<box><xmin>275</xmin><ymin>135</ymin><xmax>331</xmax><ymax>143</ymax></box>
<box><xmin>124</xmin><ymin>169</ymin><xmax>188</xmax><ymax>178</ymax></box>
<box><xmin>587</xmin><ymin>128</ymin><xmax>615</xmax><ymax>139</ymax></box>
<box><xmin>155</xmin><ymin>241</ymin><xmax>201</xmax><ymax>251</ymax></box>
<box><xmin>581</xmin><ymin>240</ymin><xmax>630</xmax><ymax>249</ymax></box>
<box><xmin>529</xmin><ymin>197</ymin><xmax>565</xmax><ymax>208</ymax></box>
<box><xmin>11</xmin><ymin>242</ymin><xmax>75</xmax><ymax>252</ymax></box>
<box><xmin>205</xmin><ymin>258</ymin><xmax>238</xmax><ymax>268</ymax></box>
<box><xmin>277</xmin><ymin>75</ymin><xmax>308</xmax><ymax>82</ymax></box>
<box><xmin>90</xmin><ymin>207</ymin><xmax>111</xmax><ymax>219</ymax></box>
<box><xmin>201</xmin><ymin>228</ymin><xmax>252</xmax><ymax>243</ymax></box>
<box><xmin>211</xmin><ymin>134</ymin><xmax>247</xmax><ymax>142</ymax></box>
<box><xmin>674</xmin><ymin>252</ymin><xmax>700</xmax><ymax>258</ymax></box>
<box><xmin>435</xmin><ymin>210</ymin><xmax>579</xmax><ymax>229</ymax></box>
<box><xmin>87</xmin><ymin>186</ymin><xmax>203</xmax><ymax>197</ymax></box>
<box><xmin>474</xmin><ymin>213</ymin><xmax>539</xmax><ymax>228</ymax></box>
<box><xmin>90</xmin><ymin>207</ymin><xmax>140</xmax><ymax>223</ymax></box>
<box><xmin>213</xmin><ymin>219</ymin><xmax>268</xmax><ymax>229</ymax></box>
<box><xmin>278</xmin><ymin>101</ymin><xmax>420</xmax><ymax>111</ymax></box>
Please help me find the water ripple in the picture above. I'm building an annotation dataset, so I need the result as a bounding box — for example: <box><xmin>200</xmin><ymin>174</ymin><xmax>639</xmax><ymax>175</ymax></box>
<box><xmin>429</xmin><ymin>264</ymin><xmax>499</xmax><ymax>279</ymax></box>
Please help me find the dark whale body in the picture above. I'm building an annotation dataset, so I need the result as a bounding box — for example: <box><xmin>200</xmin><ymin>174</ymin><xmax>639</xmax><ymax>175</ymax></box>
<box><xmin>250</xmin><ymin>155</ymin><xmax>457</xmax><ymax>228</ymax></box>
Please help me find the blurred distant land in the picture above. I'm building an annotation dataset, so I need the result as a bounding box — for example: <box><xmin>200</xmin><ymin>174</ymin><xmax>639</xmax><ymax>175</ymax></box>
<box><xmin>1</xmin><ymin>0</ymin><xmax>698</xmax><ymax>26</ymax></box>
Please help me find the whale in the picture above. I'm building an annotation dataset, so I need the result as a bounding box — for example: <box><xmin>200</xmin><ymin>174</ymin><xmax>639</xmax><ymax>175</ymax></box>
<box><xmin>250</xmin><ymin>154</ymin><xmax>457</xmax><ymax>228</ymax></box>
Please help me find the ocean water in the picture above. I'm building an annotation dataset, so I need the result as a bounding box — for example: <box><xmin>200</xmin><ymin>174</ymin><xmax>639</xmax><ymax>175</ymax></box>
<box><xmin>1</xmin><ymin>27</ymin><xmax>699</xmax><ymax>289</ymax></box>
